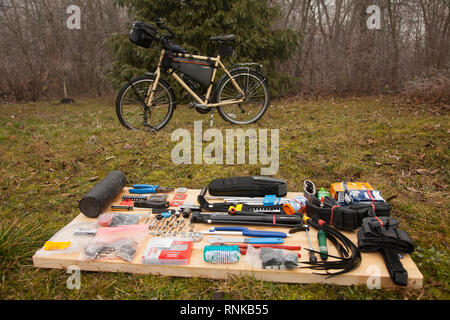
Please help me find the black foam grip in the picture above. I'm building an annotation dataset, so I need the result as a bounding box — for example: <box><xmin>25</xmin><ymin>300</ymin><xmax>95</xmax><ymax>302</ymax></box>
<box><xmin>79</xmin><ymin>170</ymin><xmax>127</xmax><ymax>218</ymax></box>
<box><xmin>200</xmin><ymin>186</ymin><xmax>207</xmax><ymax>197</ymax></box>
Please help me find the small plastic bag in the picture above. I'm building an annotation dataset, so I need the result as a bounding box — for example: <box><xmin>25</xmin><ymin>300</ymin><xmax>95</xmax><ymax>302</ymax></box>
<box><xmin>34</xmin><ymin>222</ymin><xmax>98</xmax><ymax>257</ymax></box>
<box><xmin>142</xmin><ymin>237</ymin><xmax>193</xmax><ymax>265</ymax></box>
<box><xmin>246</xmin><ymin>245</ymin><xmax>262</xmax><ymax>268</ymax></box>
<box><xmin>246</xmin><ymin>245</ymin><xmax>299</xmax><ymax>270</ymax></box>
<box><xmin>80</xmin><ymin>224</ymin><xmax>148</xmax><ymax>262</ymax></box>
<box><xmin>287</xmin><ymin>195</ymin><xmax>308</xmax><ymax>213</ymax></box>
<box><xmin>97</xmin><ymin>213</ymin><xmax>140</xmax><ymax>227</ymax></box>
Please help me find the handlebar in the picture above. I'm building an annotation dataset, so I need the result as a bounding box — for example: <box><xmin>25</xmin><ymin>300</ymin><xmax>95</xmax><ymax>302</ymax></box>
<box><xmin>156</xmin><ymin>18</ymin><xmax>176</xmax><ymax>39</ymax></box>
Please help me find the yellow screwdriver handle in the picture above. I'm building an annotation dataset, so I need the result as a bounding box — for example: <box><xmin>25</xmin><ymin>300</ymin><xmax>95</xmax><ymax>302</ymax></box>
<box><xmin>303</xmin><ymin>215</ymin><xmax>309</xmax><ymax>224</ymax></box>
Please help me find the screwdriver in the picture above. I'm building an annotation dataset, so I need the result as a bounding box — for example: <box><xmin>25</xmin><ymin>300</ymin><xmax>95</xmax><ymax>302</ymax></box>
<box><xmin>317</xmin><ymin>230</ymin><xmax>328</xmax><ymax>260</ymax></box>
<box><xmin>303</xmin><ymin>215</ymin><xmax>317</xmax><ymax>263</ymax></box>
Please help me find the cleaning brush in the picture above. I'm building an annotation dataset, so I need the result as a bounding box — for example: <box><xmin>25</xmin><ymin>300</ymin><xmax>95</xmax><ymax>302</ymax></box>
<box><xmin>203</xmin><ymin>245</ymin><xmax>240</xmax><ymax>264</ymax></box>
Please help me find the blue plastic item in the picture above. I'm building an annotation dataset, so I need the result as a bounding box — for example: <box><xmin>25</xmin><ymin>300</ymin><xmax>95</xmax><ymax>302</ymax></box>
<box><xmin>212</xmin><ymin>226</ymin><xmax>288</xmax><ymax>238</ymax></box>
<box><xmin>246</xmin><ymin>238</ymin><xmax>284</xmax><ymax>244</ymax></box>
<box><xmin>161</xmin><ymin>212</ymin><xmax>172</xmax><ymax>218</ymax></box>
<box><xmin>263</xmin><ymin>195</ymin><xmax>280</xmax><ymax>206</ymax></box>
<box><xmin>129</xmin><ymin>184</ymin><xmax>159</xmax><ymax>194</ymax></box>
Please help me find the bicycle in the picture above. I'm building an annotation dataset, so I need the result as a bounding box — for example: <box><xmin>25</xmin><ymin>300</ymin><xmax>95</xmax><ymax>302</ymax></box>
<box><xmin>115</xmin><ymin>19</ymin><xmax>271</xmax><ymax>131</ymax></box>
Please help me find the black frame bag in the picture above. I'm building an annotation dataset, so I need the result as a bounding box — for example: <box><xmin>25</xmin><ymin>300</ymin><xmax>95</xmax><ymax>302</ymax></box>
<box><xmin>208</xmin><ymin>176</ymin><xmax>287</xmax><ymax>197</ymax></box>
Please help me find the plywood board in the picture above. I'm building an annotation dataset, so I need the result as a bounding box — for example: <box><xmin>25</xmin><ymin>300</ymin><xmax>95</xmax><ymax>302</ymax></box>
<box><xmin>33</xmin><ymin>188</ymin><xmax>423</xmax><ymax>289</ymax></box>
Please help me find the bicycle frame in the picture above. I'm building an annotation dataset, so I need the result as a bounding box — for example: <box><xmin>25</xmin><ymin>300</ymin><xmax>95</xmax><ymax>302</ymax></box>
<box><xmin>147</xmin><ymin>49</ymin><xmax>246</xmax><ymax>107</ymax></box>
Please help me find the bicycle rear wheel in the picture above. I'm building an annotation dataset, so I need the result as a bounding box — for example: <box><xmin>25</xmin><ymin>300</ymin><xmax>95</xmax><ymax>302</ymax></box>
<box><xmin>115</xmin><ymin>75</ymin><xmax>175</xmax><ymax>131</ymax></box>
<box><xmin>215</xmin><ymin>69</ymin><xmax>270</xmax><ymax>124</ymax></box>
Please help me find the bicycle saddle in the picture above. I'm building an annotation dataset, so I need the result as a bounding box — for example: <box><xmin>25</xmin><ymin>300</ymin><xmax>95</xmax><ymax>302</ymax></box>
<box><xmin>209</xmin><ymin>34</ymin><xmax>235</xmax><ymax>41</ymax></box>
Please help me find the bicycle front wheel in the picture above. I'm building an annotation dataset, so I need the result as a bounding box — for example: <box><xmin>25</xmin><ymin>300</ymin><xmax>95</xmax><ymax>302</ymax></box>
<box><xmin>215</xmin><ymin>69</ymin><xmax>270</xmax><ymax>124</ymax></box>
<box><xmin>115</xmin><ymin>75</ymin><xmax>175</xmax><ymax>131</ymax></box>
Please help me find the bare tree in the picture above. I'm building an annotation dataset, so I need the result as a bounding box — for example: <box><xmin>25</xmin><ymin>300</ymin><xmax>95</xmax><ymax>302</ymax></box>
<box><xmin>0</xmin><ymin>0</ymin><xmax>129</xmax><ymax>102</ymax></box>
<box><xmin>1</xmin><ymin>0</ymin><xmax>448</xmax><ymax>101</ymax></box>
<box><xmin>274</xmin><ymin>0</ymin><xmax>449</xmax><ymax>97</ymax></box>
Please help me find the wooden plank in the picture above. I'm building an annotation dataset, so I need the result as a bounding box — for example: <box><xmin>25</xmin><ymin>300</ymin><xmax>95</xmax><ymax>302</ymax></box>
<box><xmin>33</xmin><ymin>188</ymin><xmax>423</xmax><ymax>289</ymax></box>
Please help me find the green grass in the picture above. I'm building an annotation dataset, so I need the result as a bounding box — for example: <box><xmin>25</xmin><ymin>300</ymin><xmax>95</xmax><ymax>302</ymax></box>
<box><xmin>0</xmin><ymin>95</ymin><xmax>448</xmax><ymax>300</ymax></box>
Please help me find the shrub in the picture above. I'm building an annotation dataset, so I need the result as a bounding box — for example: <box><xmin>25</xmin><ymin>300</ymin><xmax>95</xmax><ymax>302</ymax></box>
<box><xmin>401</xmin><ymin>69</ymin><xmax>450</xmax><ymax>107</ymax></box>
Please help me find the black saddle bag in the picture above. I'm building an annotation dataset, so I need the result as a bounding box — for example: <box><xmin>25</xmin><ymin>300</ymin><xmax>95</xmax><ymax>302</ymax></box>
<box><xmin>208</xmin><ymin>176</ymin><xmax>287</xmax><ymax>197</ymax></box>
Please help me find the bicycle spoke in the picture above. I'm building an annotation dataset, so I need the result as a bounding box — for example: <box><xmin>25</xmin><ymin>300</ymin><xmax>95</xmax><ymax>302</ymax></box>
<box><xmin>153</xmin><ymin>90</ymin><xmax>171</xmax><ymax>101</ymax></box>
<box><xmin>217</xmin><ymin>72</ymin><xmax>269</xmax><ymax>124</ymax></box>
<box><xmin>245</xmin><ymin>74</ymin><xmax>250</xmax><ymax>92</ymax></box>
<box><xmin>119</xmin><ymin>79</ymin><xmax>173</xmax><ymax>130</ymax></box>
<box><xmin>123</xmin><ymin>98</ymin><xmax>140</xmax><ymax>104</ymax></box>
<box><xmin>247</xmin><ymin>91</ymin><xmax>265</xmax><ymax>101</ymax></box>
<box><xmin>246</xmin><ymin>80</ymin><xmax>263</xmax><ymax>97</ymax></box>
<box><xmin>222</xmin><ymin>85</ymin><xmax>237</xmax><ymax>97</ymax></box>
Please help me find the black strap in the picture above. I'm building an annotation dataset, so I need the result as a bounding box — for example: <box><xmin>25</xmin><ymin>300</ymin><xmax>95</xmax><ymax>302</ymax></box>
<box><xmin>357</xmin><ymin>216</ymin><xmax>414</xmax><ymax>286</ymax></box>
<box><xmin>381</xmin><ymin>248</ymin><xmax>408</xmax><ymax>286</ymax></box>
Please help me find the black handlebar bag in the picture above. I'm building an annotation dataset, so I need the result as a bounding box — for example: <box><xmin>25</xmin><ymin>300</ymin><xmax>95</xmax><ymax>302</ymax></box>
<box><xmin>208</xmin><ymin>176</ymin><xmax>287</xmax><ymax>197</ymax></box>
<box><xmin>129</xmin><ymin>21</ymin><xmax>158</xmax><ymax>48</ymax></box>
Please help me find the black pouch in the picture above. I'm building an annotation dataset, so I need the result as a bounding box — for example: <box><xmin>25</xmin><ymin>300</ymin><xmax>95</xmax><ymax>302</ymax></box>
<box><xmin>218</xmin><ymin>44</ymin><xmax>234</xmax><ymax>57</ymax></box>
<box><xmin>129</xmin><ymin>21</ymin><xmax>158</xmax><ymax>48</ymax></box>
<box><xmin>134</xmin><ymin>199</ymin><xmax>169</xmax><ymax>209</ymax></box>
<box><xmin>161</xmin><ymin>50</ymin><xmax>174</xmax><ymax>69</ymax></box>
<box><xmin>306</xmin><ymin>201</ymin><xmax>391</xmax><ymax>231</ymax></box>
<box><xmin>208</xmin><ymin>176</ymin><xmax>287</xmax><ymax>197</ymax></box>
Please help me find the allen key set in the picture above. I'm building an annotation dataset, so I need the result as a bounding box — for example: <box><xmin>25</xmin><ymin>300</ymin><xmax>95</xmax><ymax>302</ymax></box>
<box><xmin>146</xmin><ymin>208</ymin><xmax>195</xmax><ymax>238</ymax></box>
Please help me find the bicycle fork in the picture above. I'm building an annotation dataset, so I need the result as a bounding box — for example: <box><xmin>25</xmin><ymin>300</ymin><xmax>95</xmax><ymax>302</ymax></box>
<box><xmin>146</xmin><ymin>50</ymin><xmax>166</xmax><ymax>106</ymax></box>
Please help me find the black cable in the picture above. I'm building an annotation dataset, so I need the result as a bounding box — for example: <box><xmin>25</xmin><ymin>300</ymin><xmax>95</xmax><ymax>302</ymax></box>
<box><xmin>311</xmin><ymin>195</ymin><xmax>339</xmax><ymax>207</ymax></box>
<box><xmin>300</xmin><ymin>217</ymin><xmax>362</xmax><ymax>278</ymax></box>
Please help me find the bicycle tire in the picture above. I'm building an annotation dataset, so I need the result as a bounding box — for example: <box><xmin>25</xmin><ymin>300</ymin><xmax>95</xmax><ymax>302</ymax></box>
<box><xmin>215</xmin><ymin>68</ymin><xmax>270</xmax><ymax>125</ymax></box>
<box><xmin>115</xmin><ymin>75</ymin><xmax>176</xmax><ymax>131</ymax></box>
